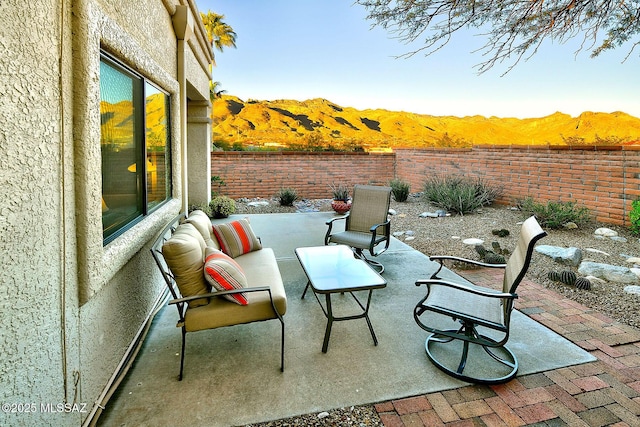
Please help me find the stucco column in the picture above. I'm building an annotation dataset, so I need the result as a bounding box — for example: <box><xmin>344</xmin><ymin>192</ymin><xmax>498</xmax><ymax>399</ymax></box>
<box><xmin>172</xmin><ymin>5</ymin><xmax>194</xmax><ymax>212</ymax></box>
<box><xmin>187</xmin><ymin>100</ymin><xmax>212</xmax><ymax>205</ymax></box>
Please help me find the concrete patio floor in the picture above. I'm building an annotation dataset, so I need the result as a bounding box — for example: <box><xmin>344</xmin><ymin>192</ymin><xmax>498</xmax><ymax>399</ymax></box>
<box><xmin>96</xmin><ymin>212</ymin><xmax>640</xmax><ymax>427</ymax></box>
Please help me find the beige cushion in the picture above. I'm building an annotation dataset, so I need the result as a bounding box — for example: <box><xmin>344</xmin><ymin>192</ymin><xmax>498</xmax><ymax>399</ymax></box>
<box><xmin>185</xmin><ymin>210</ymin><xmax>220</xmax><ymax>250</ymax></box>
<box><xmin>162</xmin><ymin>223</ymin><xmax>209</xmax><ymax>308</ymax></box>
<box><xmin>203</xmin><ymin>247</ymin><xmax>249</xmax><ymax>305</ymax></box>
<box><xmin>212</xmin><ymin>218</ymin><xmax>262</xmax><ymax>258</ymax></box>
<box><xmin>184</xmin><ymin>248</ymin><xmax>287</xmax><ymax>332</ymax></box>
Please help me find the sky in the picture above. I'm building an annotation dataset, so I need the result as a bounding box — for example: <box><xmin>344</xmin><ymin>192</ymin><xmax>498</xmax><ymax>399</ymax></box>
<box><xmin>197</xmin><ymin>0</ymin><xmax>639</xmax><ymax>119</ymax></box>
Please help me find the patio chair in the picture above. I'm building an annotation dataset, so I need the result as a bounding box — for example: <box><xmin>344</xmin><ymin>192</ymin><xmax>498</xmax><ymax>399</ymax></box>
<box><xmin>324</xmin><ymin>184</ymin><xmax>392</xmax><ymax>273</ymax></box>
<box><xmin>413</xmin><ymin>216</ymin><xmax>546</xmax><ymax>384</ymax></box>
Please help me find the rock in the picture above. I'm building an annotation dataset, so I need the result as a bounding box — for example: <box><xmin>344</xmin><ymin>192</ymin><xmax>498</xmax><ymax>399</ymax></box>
<box><xmin>405</xmin><ymin>230</ymin><xmax>415</xmax><ymax>236</ymax></box>
<box><xmin>585</xmin><ymin>275</ymin><xmax>606</xmax><ymax>285</ymax></box>
<box><xmin>318</xmin><ymin>411</ymin><xmax>330</xmax><ymax>419</ymax></box>
<box><xmin>419</xmin><ymin>212</ymin><xmax>439</xmax><ymax>218</ymax></box>
<box><xmin>392</xmin><ymin>231</ymin><xmax>405</xmax><ymax>237</ymax></box>
<box><xmin>397</xmin><ymin>213</ymin><xmax>406</xmax><ymax>218</ymax></box>
<box><xmin>610</xmin><ymin>236</ymin><xmax>628</xmax><ymax>243</ymax></box>
<box><xmin>631</xmin><ymin>268</ymin><xmax>640</xmax><ymax>279</ymax></box>
<box><xmin>563</xmin><ymin>222</ymin><xmax>578</xmax><ymax>229</ymax></box>
<box><xmin>578</xmin><ymin>261</ymin><xmax>640</xmax><ymax>284</ymax></box>
<box><xmin>388</xmin><ymin>208</ymin><xmax>397</xmax><ymax>216</ymax></box>
<box><xmin>535</xmin><ymin>245</ymin><xmax>582</xmax><ymax>266</ymax></box>
<box><xmin>435</xmin><ymin>209</ymin><xmax>447</xmax><ymax>217</ymax></box>
<box><xmin>247</xmin><ymin>201</ymin><xmax>270</xmax><ymax>207</ymax></box>
<box><xmin>451</xmin><ymin>236</ymin><xmax>460</xmax><ymax>240</ymax></box>
<box><xmin>405</xmin><ymin>236</ymin><xmax>415</xmax><ymax>241</ymax></box>
<box><xmin>584</xmin><ymin>248</ymin><xmax>611</xmax><ymax>256</ymax></box>
<box><xmin>463</xmin><ymin>238</ymin><xmax>484</xmax><ymax>245</ymax></box>
<box><xmin>594</xmin><ymin>227</ymin><xmax>618</xmax><ymax>237</ymax></box>
<box><xmin>624</xmin><ymin>285</ymin><xmax>640</xmax><ymax>295</ymax></box>
<box><xmin>626</xmin><ymin>257</ymin><xmax>640</xmax><ymax>264</ymax></box>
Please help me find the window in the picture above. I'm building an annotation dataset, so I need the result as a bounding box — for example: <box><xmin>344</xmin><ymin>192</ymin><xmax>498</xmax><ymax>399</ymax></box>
<box><xmin>100</xmin><ymin>52</ymin><xmax>171</xmax><ymax>244</ymax></box>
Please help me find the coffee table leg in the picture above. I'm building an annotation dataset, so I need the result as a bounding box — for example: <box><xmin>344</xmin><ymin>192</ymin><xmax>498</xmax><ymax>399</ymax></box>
<box><xmin>301</xmin><ymin>280</ymin><xmax>311</xmax><ymax>299</ymax></box>
<box><xmin>322</xmin><ymin>293</ymin><xmax>334</xmax><ymax>353</ymax></box>
<box><xmin>364</xmin><ymin>290</ymin><xmax>378</xmax><ymax>346</ymax></box>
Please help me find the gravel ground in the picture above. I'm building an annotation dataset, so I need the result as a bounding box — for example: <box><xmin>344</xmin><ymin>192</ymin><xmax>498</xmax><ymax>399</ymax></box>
<box><xmin>235</xmin><ymin>194</ymin><xmax>640</xmax><ymax>427</ymax></box>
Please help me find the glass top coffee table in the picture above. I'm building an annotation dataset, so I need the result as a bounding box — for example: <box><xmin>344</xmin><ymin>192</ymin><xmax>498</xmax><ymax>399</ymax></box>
<box><xmin>294</xmin><ymin>245</ymin><xmax>387</xmax><ymax>353</ymax></box>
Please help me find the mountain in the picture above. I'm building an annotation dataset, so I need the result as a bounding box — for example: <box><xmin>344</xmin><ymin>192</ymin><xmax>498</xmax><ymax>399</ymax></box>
<box><xmin>212</xmin><ymin>95</ymin><xmax>640</xmax><ymax>151</ymax></box>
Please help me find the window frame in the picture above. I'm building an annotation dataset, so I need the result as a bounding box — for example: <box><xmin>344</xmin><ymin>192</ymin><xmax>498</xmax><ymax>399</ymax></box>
<box><xmin>100</xmin><ymin>51</ymin><xmax>172</xmax><ymax>245</ymax></box>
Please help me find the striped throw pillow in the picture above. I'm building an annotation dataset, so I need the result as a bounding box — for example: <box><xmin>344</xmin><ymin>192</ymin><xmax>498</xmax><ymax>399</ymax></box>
<box><xmin>212</xmin><ymin>218</ymin><xmax>262</xmax><ymax>258</ymax></box>
<box><xmin>203</xmin><ymin>248</ymin><xmax>249</xmax><ymax>305</ymax></box>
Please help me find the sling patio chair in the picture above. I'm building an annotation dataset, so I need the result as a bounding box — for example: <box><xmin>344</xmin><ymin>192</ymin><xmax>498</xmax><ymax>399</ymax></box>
<box><xmin>324</xmin><ymin>184</ymin><xmax>392</xmax><ymax>273</ymax></box>
<box><xmin>413</xmin><ymin>215</ymin><xmax>546</xmax><ymax>384</ymax></box>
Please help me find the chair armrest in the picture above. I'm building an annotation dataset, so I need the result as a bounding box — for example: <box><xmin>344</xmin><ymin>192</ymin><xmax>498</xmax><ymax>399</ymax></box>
<box><xmin>369</xmin><ymin>219</ymin><xmax>391</xmax><ymax>234</ymax></box>
<box><xmin>325</xmin><ymin>215</ymin><xmax>348</xmax><ymax>245</ymax></box>
<box><xmin>169</xmin><ymin>286</ymin><xmax>272</xmax><ymax>305</ymax></box>
<box><xmin>415</xmin><ymin>279</ymin><xmax>515</xmax><ymax>300</ymax></box>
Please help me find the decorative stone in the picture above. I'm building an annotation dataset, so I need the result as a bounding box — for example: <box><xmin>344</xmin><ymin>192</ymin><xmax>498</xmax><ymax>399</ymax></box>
<box><xmin>594</xmin><ymin>227</ymin><xmax>618</xmax><ymax>237</ymax></box>
<box><xmin>610</xmin><ymin>236</ymin><xmax>628</xmax><ymax>243</ymax></box>
<box><xmin>535</xmin><ymin>245</ymin><xmax>582</xmax><ymax>266</ymax></box>
<box><xmin>584</xmin><ymin>248</ymin><xmax>611</xmax><ymax>256</ymax></box>
<box><xmin>405</xmin><ymin>230</ymin><xmax>415</xmax><ymax>236</ymax></box>
<box><xmin>578</xmin><ymin>261</ymin><xmax>640</xmax><ymax>284</ymax></box>
<box><xmin>626</xmin><ymin>257</ymin><xmax>640</xmax><ymax>264</ymax></box>
<box><xmin>585</xmin><ymin>275</ymin><xmax>606</xmax><ymax>284</ymax></box>
<box><xmin>624</xmin><ymin>285</ymin><xmax>640</xmax><ymax>295</ymax></box>
<box><xmin>563</xmin><ymin>222</ymin><xmax>578</xmax><ymax>229</ymax></box>
<box><xmin>392</xmin><ymin>231</ymin><xmax>405</xmax><ymax>237</ymax></box>
<box><xmin>435</xmin><ymin>209</ymin><xmax>447</xmax><ymax>217</ymax></box>
<box><xmin>405</xmin><ymin>236</ymin><xmax>415</xmax><ymax>241</ymax></box>
<box><xmin>388</xmin><ymin>208</ymin><xmax>397</xmax><ymax>216</ymax></box>
<box><xmin>463</xmin><ymin>238</ymin><xmax>484</xmax><ymax>245</ymax></box>
<box><xmin>451</xmin><ymin>236</ymin><xmax>460</xmax><ymax>240</ymax></box>
<box><xmin>247</xmin><ymin>201</ymin><xmax>269</xmax><ymax>207</ymax></box>
<box><xmin>419</xmin><ymin>212</ymin><xmax>439</xmax><ymax>218</ymax></box>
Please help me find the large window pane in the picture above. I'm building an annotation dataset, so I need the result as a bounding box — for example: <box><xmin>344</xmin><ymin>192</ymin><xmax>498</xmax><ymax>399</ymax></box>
<box><xmin>145</xmin><ymin>82</ymin><xmax>171</xmax><ymax>210</ymax></box>
<box><xmin>100</xmin><ymin>59</ymin><xmax>142</xmax><ymax>240</ymax></box>
<box><xmin>100</xmin><ymin>53</ymin><xmax>171</xmax><ymax>244</ymax></box>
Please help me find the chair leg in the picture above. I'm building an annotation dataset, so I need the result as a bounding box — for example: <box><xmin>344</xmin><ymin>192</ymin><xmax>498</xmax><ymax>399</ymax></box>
<box><xmin>280</xmin><ymin>318</ymin><xmax>285</xmax><ymax>372</ymax></box>
<box><xmin>353</xmin><ymin>249</ymin><xmax>384</xmax><ymax>274</ymax></box>
<box><xmin>424</xmin><ymin>327</ymin><xmax>518</xmax><ymax>385</ymax></box>
<box><xmin>178</xmin><ymin>328</ymin><xmax>186</xmax><ymax>381</ymax></box>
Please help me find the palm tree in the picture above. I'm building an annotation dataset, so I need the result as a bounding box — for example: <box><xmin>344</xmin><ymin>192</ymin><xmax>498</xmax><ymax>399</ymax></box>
<box><xmin>200</xmin><ymin>11</ymin><xmax>237</xmax><ymax>66</ymax></box>
<box><xmin>210</xmin><ymin>81</ymin><xmax>227</xmax><ymax>101</ymax></box>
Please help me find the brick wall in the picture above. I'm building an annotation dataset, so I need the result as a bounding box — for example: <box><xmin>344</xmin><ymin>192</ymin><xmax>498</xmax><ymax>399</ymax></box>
<box><xmin>210</xmin><ymin>151</ymin><xmax>395</xmax><ymax>200</ymax></box>
<box><xmin>210</xmin><ymin>146</ymin><xmax>640</xmax><ymax>226</ymax></box>
<box><xmin>395</xmin><ymin>145</ymin><xmax>640</xmax><ymax>226</ymax></box>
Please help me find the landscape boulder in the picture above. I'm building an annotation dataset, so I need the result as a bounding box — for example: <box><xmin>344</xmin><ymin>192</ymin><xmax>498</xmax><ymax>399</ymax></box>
<box><xmin>578</xmin><ymin>261</ymin><xmax>639</xmax><ymax>284</ymax></box>
<box><xmin>535</xmin><ymin>245</ymin><xmax>582</xmax><ymax>266</ymax></box>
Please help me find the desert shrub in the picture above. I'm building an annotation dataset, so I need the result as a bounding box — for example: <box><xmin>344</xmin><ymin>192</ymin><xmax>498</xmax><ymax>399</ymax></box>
<box><xmin>277</xmin><ymin>187</ymin><xmax>298</xmax><ymax>206</ymax></box>
<box><xmin>389</xmin><ymin>178</ymin><xmax>411</xmax><ymax>202</ymax></box>
<box><xmin>422</xmin><ymin>175</ymin><xmax>503</xmax><ymax>214</ymax></box>
<box><xmin>629</xmin><ymin>198</ymin><xmax>640</xmax><ymax>235</ymax></box>
<box><xmin>517</xmin><ymin>197</ymin><xmax>590</xmax><ymax>228</ymax></box>
<box><xmin>188</xmin><ymin>202</ymin><xmax>211</xmax><ymax>217</ymax></box>
<box><xmin>209</xmin><ymin>195</ymin><xmax>236</xmax><ymax>218</ymax></box>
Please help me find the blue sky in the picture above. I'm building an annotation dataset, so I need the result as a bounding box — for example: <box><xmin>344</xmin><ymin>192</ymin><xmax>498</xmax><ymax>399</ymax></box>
<box><xmin>197</xmin><ymin>0</ymin><xmax>639</xmax><ymax>119</ymax></box>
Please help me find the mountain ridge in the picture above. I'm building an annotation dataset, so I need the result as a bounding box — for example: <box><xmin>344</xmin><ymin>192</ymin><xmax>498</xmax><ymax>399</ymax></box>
<box><xmin>212</xmin><ymin>95</ymin><xmax>640</xmax><ymax>150</ymax></box>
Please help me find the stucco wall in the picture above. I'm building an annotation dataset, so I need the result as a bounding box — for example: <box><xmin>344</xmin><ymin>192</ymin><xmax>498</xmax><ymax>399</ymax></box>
<box><xmin>0</xmin><ymin>1</ymin><xmax>71</xmax><ymax>426</ymax></box>
<box><xmin>1</xmin><ymin>1</ymin><xmax>212</xmax><ymax>426</ymax></box>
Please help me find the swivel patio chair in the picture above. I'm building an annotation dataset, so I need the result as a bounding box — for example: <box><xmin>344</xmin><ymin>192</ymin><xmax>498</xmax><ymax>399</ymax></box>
<box><xmin>414</xmin><ymin>216</ymin><xmax>546</xmax><ymax>384</ymax></box>
<box><xmin>325</xmin><ymin>184</ymin><xmax>392</xmax><ymax>273</ymax></box>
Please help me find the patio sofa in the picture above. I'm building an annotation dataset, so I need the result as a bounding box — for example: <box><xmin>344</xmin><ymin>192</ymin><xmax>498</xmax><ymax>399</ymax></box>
<box><xmin>151</xmin><ymin>210</ymin><xmax>287</xmax><ymax>380</ymax></box>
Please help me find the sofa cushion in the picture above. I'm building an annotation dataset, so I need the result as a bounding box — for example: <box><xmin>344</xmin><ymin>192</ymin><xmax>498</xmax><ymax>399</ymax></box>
<box><xmin>162</xmin><ymin>223</ymin><xmax>209</xmax><ymax>308</ymax></box>
<box><xmin>185</xmin><ymin>210</ymin><xmax>220</xmax><ymax>250</ymax></box>
<box><xmin>184</xmin><ymin>248</ymin><xmax>287</xmax><ymax>332</ymax></box>
<box><xmin>212</xmin><ymin>218</ymin><xmax>262</xmax><ymax>258</ymax></box>
<box><xmin>203</xmin><ymin>247</ymin><xmax>249</xmax><ymax>305</ymax></box>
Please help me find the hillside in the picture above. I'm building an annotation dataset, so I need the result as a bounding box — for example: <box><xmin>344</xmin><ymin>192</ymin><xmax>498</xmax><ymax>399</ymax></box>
<box><xmin>211</xmin><ymin>95</ymin><xmax>640</xmax><ymax>151</ymax></box>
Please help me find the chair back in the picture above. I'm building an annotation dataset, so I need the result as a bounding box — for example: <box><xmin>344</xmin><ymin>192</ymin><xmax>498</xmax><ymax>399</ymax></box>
<box><xmin>346</xmin><ymin>185</ymin><xmax>392</xmax><ymax>233</ymax></box>
<box><xmin>502</xmin><ymin>216</ymin><xmax>547</xmax><ymax>295</ymax></box>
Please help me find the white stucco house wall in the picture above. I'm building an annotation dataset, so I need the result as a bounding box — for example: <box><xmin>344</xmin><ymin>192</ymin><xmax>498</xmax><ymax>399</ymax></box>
<box><xmin>0</xmin><ymin>1</ymin><xmax>213</xmax><ymax>425</ymax></box>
